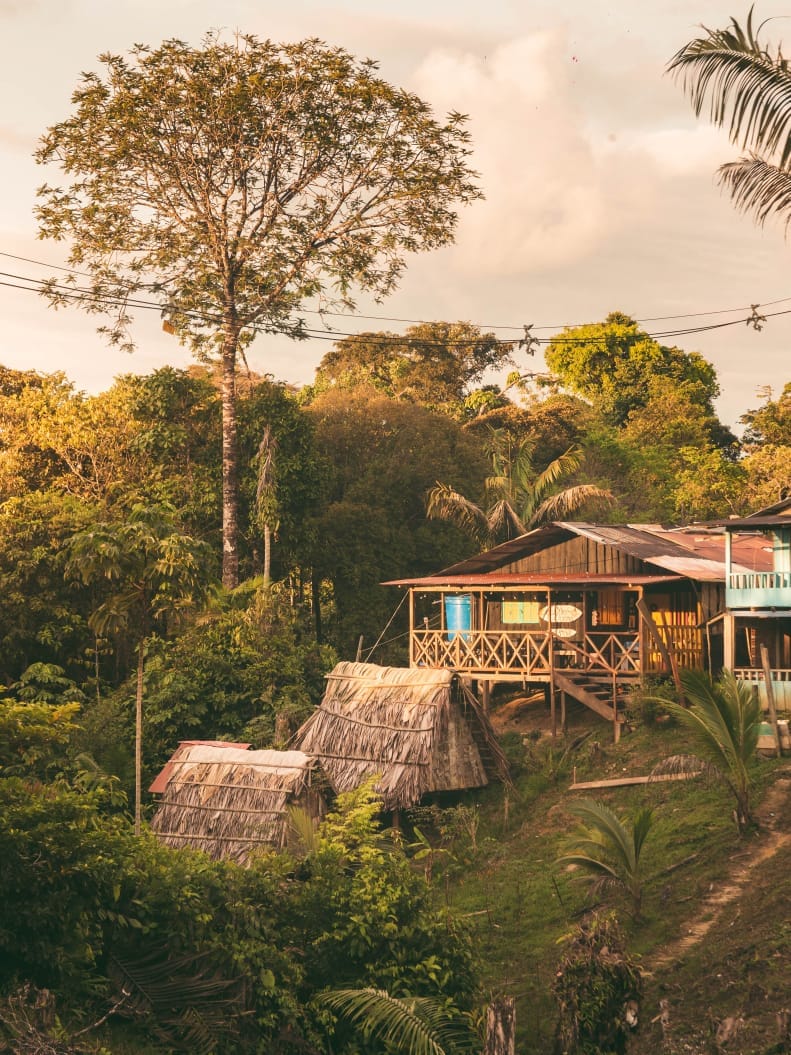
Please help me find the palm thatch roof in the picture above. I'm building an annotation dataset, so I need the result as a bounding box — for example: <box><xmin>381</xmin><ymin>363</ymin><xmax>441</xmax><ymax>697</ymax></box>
<box><xmin>293</xmin><ymin>662</ymin><xmax>509</xmax><ymax>811</ymax></box>
<box><xmin>149</xmin><ymin>744</ymin><xmax>327</xmax><ymax>864</ymax></box>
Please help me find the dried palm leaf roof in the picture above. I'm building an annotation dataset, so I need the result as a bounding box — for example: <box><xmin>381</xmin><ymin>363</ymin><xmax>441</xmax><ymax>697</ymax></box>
<box><xmin>150</xmin><ymin>744</ymin><xmax>326</xmax><ymax>864</ymax></box>
<box><xmin>294</xmin><ymin>661</ymin><xmax>509</xmax><ymax>810</ymax></box>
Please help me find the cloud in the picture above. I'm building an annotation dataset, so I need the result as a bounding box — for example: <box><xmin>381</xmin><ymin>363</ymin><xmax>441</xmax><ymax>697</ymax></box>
<box><xmin>412</xmin><ymin>32</ymin><xmax>609</xmax><ymax>275</ymax></box>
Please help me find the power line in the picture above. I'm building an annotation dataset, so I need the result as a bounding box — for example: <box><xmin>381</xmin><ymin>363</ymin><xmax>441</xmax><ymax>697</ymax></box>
<box><xmin>2</xmin><ymin>269</ymin><xmax>786</xmax><ymax>349</ymax></box>
<box><xmin>2</xmin><ymin>247</ymin><xmax>790</xmax><ymax>334</ymax></box>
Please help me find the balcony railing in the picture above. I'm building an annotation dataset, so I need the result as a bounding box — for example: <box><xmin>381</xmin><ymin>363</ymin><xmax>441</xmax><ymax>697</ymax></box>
<box><xmin>411</xmin><ymin>629</ymin><xmax>645</xmax><ymax>677</ymax></box>
<box><xmin>734</xmin><ymin>667</ymin><xmax>791</xmax><ymax>710</ymax></box>
<box><xmin>727</xmin><ymin>570</ymin><xmax>791</xmax><ymax>609</ymax></box>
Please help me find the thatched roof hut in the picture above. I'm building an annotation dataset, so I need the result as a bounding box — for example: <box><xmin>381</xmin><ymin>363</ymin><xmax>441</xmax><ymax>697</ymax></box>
<box><xmin>293</xmin><ymin>662</ymin><xmax>509</xmax><ymax>811</ymax></box>
<box><xmin>149</xmin><ymin>744</ymin><xmax>327</xmax><ymax>864</ymax></box>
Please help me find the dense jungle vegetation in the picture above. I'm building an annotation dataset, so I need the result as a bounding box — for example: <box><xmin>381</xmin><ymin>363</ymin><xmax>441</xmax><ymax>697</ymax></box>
<box><xmin>1</xmin><ymin>319</ymin><xmax>790</xmax><ymax>1053</ymax></box>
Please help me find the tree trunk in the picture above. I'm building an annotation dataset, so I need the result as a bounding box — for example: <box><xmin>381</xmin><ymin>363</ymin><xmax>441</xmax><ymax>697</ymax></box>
<box><xmin>484</xmin><ymin>996</ymin><xmax>515</xmax><ymax>1055</ymax></box>
<box><xmin>263</xmin><ymin>523</ymin><xmax>272</xmax><ymax>589</ymax></box>
<box><xmin>312</xmin><ymin>573</ymin><xmax>323</xmax><ymax>643</ymax></box>
<box><xmin>135</xmin><ymin>639</ymin><xmax>144</xmax><ymax>837</ymax></box>
<box><xmin>221</xmin><ymin>334</ymin><xmax>240</xmax><ymax>589</ymax></box>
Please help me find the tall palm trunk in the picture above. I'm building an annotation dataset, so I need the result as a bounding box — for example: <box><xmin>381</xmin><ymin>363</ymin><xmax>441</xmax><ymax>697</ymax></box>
<box><xmin>221</xmin><ymin>332</ymin><xmax>240</xmax><ymax>589</ymax></box>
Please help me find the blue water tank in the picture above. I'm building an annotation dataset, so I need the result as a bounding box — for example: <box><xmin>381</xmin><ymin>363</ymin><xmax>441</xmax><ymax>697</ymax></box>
<box><xmin>445</xmin><ymin>594</ymin><xmax>472</xmax><ymax>641</ymax></box>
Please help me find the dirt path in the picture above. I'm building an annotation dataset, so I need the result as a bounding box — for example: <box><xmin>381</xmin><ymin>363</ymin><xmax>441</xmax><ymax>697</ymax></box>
<box><xmin>648</xmin><ymin>769</ymin><xmax>791</xmax><ymax>972</ymax></box>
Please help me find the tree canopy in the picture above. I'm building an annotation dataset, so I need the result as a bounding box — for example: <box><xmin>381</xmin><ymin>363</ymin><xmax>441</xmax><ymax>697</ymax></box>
<box><xmin>313</xmin><ymin>321</ymin><xmax>512</xmax><ymax>413</ymax></box>
<box><xmin>36</xmin><ymin>33</ymin><xmax>481</xmax><ymax>587</ymax></box>
<box><xmin>544</xmin><ymin>312</ymin><xmax>720</xmax><ymax>427</ymax></box>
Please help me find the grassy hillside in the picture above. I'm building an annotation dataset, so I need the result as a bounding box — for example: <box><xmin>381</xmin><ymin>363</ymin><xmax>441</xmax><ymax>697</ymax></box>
<box><xmin>424</xmin><ymin>694</ymin><xmax>791</xmax><ymax>1054</ymax></box>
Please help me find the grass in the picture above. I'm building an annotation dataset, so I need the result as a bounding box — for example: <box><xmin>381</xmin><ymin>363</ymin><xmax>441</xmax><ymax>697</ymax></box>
<box><xmin>423</xmin><ymin>698</ymin><xmax>790</xmax><ymax>1054</ymax></box>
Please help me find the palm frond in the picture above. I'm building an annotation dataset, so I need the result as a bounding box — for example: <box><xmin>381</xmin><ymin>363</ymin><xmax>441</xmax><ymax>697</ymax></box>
<box><xmin>565</xmin><ymin>799</ymin><xmax>637</xmax><ymax>873</ymax></box>
<box><xmin>426</xmin><ymin>483</ymin><xmax>489</xmax><ymax>543</ymax></box>
<box><xmin>320</xmin><ymin>988</ymin><xmax>477</xmax><ymax>1055</ymax></box>
<box><xmin>529</xmin><ymin>446</ymin><xmax>583</xmax><ymax>500</ymax></box>
<box><xmin>528</xmin><ymin>485</ymin><xmax>613</xmax><ymax>528</ymax></box>
<box><xmin>486</xmin><ymin>498</ymin><xmax>527</xmax><ymax>540</ymax></box>
<box><xmin>719</xmin><ymin>154</ymin><xmax>791</xmax><ymax>228</ymax></box>
<box><xmin>669</xmin><ymin>9</ymin><xmax>791</xmax><ymax>166</ymax></box>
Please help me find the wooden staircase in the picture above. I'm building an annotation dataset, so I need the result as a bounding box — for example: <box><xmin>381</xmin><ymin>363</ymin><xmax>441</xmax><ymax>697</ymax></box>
<box><xmin>553</xmin><ymin>671</ymin><xmax>628</xmax><ymax>742</ymax></box>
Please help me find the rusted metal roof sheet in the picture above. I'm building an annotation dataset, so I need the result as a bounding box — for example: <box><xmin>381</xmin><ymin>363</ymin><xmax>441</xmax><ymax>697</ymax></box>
<box><xmin>390</xmin><ymin>520</ymin><xmax>774</xmax><ymax>587</ymax></box>
<box><xmin>384</xmin><ymin>573</ymin><xmax>681</xmax><ymax>587</ymax></box>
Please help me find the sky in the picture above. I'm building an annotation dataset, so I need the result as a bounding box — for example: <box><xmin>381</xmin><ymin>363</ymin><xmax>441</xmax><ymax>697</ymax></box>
<box><xmin>1</xmin><ymin>0</ymin><xmax>790</xmax><ymax>428</ymax></box>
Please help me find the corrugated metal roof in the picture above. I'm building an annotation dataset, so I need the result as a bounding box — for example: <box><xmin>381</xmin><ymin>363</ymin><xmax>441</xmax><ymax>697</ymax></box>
<box><xmin>390</xmin><ymin>520</ymin><xmax>776</xmax><ymax>587</ymax></box>
<box><xmin>384</xmin><ymin>573</ymin><xmax>680</xmax><ymax>587</ymax></box>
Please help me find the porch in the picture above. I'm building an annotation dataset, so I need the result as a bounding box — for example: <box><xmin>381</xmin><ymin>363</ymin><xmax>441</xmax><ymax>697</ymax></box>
<box><xmin>407</xmin><ymin>583</ymin><xmax>704</xmax><ymax>684</ymax></box>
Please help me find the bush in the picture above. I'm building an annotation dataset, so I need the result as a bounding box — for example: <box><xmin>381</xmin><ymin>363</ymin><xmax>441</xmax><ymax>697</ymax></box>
<box><xmin>553</xmin><ymin>912</ymin><xmax>641</xmax><ymax>1055</ymax></box>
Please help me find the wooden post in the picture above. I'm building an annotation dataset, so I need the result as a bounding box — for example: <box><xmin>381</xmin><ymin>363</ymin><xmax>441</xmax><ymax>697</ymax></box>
<box><xmin>481</xmin><ymin>680</ymin><xmax>491</xmax><ymax>714</ymax></box>
<box><xmin>409</xmin><ymin>588</ymin><xmax>415</xmax><ymax>668</ymax></box>
<box><xmin>484</xmin><ymin>996</ymin><xmax>515</xmax><ymax>1055</ymax></box>
<box><xmin>636</xmin><ymin>598</ymin><xmax>685</xmax><ymax>705</ymax></box>
<box><xmin>560</xmin><ymin>689</ymin><xmax>566</xmax><ymax>734</ymax></box>
<box><xmin>760</xmin><ymin>644</ymin><xmax>782</xmax><ymax>757</ymax></box>
<box><xmin>355</xmin><ymin>635</ymin><xmax>364</xmax><ymax>662</ymax></box>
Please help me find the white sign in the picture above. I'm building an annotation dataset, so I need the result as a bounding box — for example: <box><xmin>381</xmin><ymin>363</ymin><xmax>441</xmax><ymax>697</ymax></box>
<box><xmin>553</xmin><ymin>626</ymin><xmax>578</xmax><ymax>639</ymax></box>
<box><xmin>539</xmin><ymin>604</ymin><xmax>583</xmax><ymax>624</ymax></box>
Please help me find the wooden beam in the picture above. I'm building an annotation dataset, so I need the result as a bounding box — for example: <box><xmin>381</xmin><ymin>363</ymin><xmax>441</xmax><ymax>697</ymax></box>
<box><xmin>569</xmin><ymin>771</ymin><xmax>701</xmax><ymax>791</ymax></box>
<box><xmin>760</xmin><ymin>644</ymin><xmax>782</xmax><ymax>757</ymax></box>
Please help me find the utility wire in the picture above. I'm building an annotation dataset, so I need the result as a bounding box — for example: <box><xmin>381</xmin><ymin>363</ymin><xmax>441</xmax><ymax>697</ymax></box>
<box><xmin>2</xmin><ymin>248</ymin><xmax>790</xmax><ymax>334</ymax></box>
<box><xmin>3</xmin><ymin>269</ymin><xmax>786</xmax><ymax>349</ymax></box>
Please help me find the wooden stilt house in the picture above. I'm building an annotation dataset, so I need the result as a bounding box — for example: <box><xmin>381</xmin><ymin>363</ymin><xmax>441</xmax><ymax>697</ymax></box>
<box><xmin>386</xmin><ymin>521</ymin><xmax>777</xmax><ymax>738</ymax></box>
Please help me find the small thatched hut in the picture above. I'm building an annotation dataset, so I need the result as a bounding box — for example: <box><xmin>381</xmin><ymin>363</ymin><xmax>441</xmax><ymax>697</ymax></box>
<box><xmin>293</xmin><ymin>661</ymin><xmax>509</xmax><ymax>811</ymax></box>
<box><xmin>149</xmin><ymin>743</ymin><xmax>328</xmax><ymax>864</ymax></box>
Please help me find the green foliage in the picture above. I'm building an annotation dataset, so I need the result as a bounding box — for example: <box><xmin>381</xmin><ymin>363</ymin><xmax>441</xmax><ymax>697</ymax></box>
<box><xmin>558</xmin><ymin>799</ymin><xmax>654</xmax><ymax>919</ymax></box>
<box><xmin>313</xmin><ymin>321</ymin><xmax>512</xmax><ymax>415</ymax></box>
<box><xmin>0</xmin><ymin>492</ymin><xmax>99</xmax><ymax>683</ymax></box>
<box><xmin>545</xmin><ymin>312</ymin><xmax>720</xmax><ymax>427</ymax></box>
<box><xmin>427</xmin><ymin>427</ymin><xmax>612</xmax><ymax>547</ymax></box>
<box><xmin>289</xmin><ymin>783</ymin><xmax>478</xmax><ymax>1003</ymax></box>
<box><xmin>657</xmin><ymin>668</ymin><xmax>762</xmax><ymax>832</ymax></box>
<box><xmin>0</xmin><ymin>696</ymin><xmax>81</xmax><ymax>778</ymax></box>
<box><xmin>553</xmin><ymin>912</ymin><xmax>641</xmax><ymax>1055</ymax></box>
<box><xmin>742</xmin><ymin>381</ymin><xmax>791</xmax><ymax>447</ymax></box>
<box><xmin>320</xmin><ymin>987</ymin><xmax>478</xmax><ymax>1055</ymax></box>
<box><xmin>669</xmin><ymin>10</ymin><xmax>791</xmax><ymax>229</ymax></box>
<box><xmin>306</xmin><ymin>388</ymin><xmax>487</xmax><ymax>655</ymax></box>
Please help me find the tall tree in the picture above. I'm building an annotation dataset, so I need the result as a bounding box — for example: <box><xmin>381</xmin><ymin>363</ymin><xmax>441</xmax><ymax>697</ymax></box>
<box><xmin>427</xmin><ymin>428</ymin><xmax>612</xmax><ymax>547</ymax></box>
<box><xmin>66</xmin><ymin>504</ymin><xmax>209</xmax><ymax>834</ymax></box>
<box><xmin>313</xmin><ymin>321</ymin><xmax>512</xmax><ymax>414</ymax></box>
<box><xmin>544</xmin><ymin>312</ymin><xmax>721</xmax><ymax>428</ymax></box>
<box><xmin>36</xmin><ymin>34</ymin><xmax>481</xmax><ymax>588</ymax></box>
<box><xmin>669</xmin><ymin>10</ymin><xmax>791</xmax><ymax>229</ymax></box>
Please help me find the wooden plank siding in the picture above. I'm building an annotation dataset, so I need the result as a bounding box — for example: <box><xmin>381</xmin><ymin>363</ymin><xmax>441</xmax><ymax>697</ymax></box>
<box><xmin>501</xmin><ymin>536</ymin><xmax>644</xmax><ymax>578</ymax></box>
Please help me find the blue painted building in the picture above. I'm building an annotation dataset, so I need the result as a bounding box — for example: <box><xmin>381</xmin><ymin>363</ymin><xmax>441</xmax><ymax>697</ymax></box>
<box><xmin>723</xmin><ymin>497</ymin><xmax>791</xmax><ymax>709</ymax></box>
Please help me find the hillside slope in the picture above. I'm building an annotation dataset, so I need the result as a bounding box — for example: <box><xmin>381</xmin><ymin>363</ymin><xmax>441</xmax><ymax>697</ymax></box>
<box><xmin>434</xmin><ymin>697</ymin><xmax>791</xmax><ymax>1054</ymax></box>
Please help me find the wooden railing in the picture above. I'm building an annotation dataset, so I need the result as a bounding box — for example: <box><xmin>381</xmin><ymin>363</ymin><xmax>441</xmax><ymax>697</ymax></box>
<box><xmin>411</xmin><ymin>629</ymin><xmax>641</xmax><ymax>677</ymax></box>
<box><xmin>412</xmin><ymin>625</ymin><xmax>705</xmax><ymax>678</ymax></box>
<box><xmin>411</xmin><ymin>629</ymin><xmax>552</xmax><ymax>676</ymax></box>
<box><xmin>734</xmin><ymin>668</ymin><xmax>791</xmax><ymax>711</ymax></box>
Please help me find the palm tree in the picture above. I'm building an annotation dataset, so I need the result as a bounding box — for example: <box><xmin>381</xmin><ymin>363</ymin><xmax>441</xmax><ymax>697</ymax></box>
<box><xmin>67</xmin><ymin>504</ymin><xmax>209</xmax><ymax>834</ymax></box>
<box><xmin>669</xmin><ymin>9</ymin><xmax>791</xmax><ymax>230</ymax></box>
<box><xmin>557</xmin><ymin>799</ymin><xmax>654</xmax><ymax>919</ymax></box>
<box><xmin>427</xmin><ymin>429</ymin><xmax>612</xmax><ymax>547</ymax></box>
<box><xmin>654</xmin><ymin>668</ymin><xmax>762</xmax><ymax>833</ymax></box>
